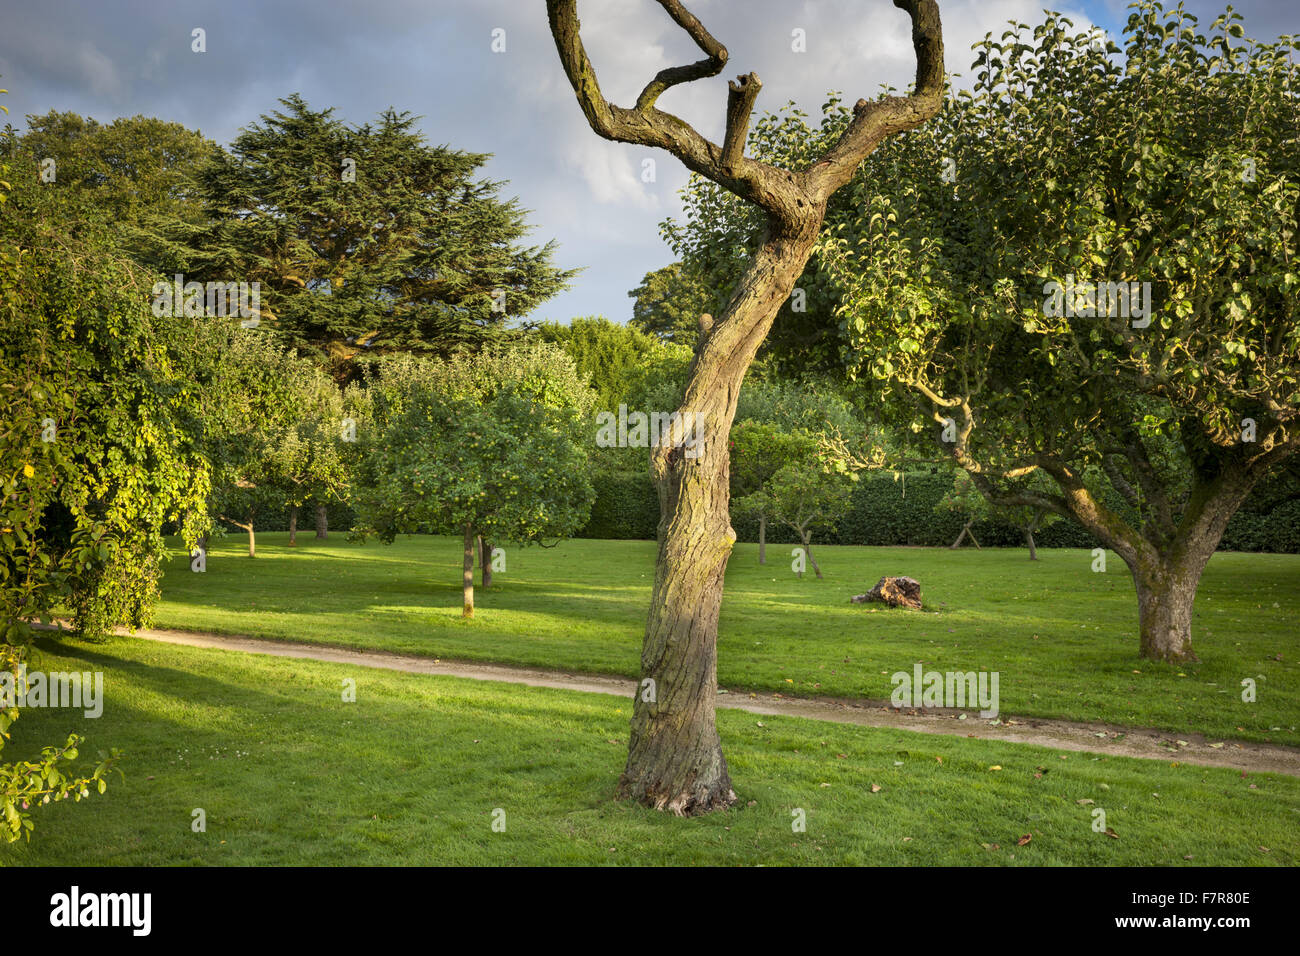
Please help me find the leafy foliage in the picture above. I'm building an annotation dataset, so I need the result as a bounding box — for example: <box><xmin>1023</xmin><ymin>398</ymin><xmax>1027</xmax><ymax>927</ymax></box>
<box><xmin>350</xmin><ymin>344</ymin><xmax>596</xmax><ymax>554</ymax></box>
<box><xmin>534</xmin><ymin>315</ymin><xmax>668</xmax><ymax>412</ymax></box>
<box><xmin>2</xmin><ymin>110</ymin><xmax>216</xmax><ymax>274</ymax></box>
<box><xmin>627</xmin><ymin>262</ymin><xmax>716</xmax><ymax>347</ymax></box>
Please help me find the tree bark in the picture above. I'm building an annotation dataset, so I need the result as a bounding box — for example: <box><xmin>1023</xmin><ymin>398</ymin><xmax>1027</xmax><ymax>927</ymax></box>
<box><xmin>462</xmin><ymin>523</ymin><xmax>475</xmax><ymax>618</ymax></box>
<box><xmin>288</xmin><ymin>505</ymin><xmax>299</xmax><ymax>547</ymax></box>
<box><xmin>757</xmin><ymin>514</ymin><xmax>767</xmax><ymax>565</ymax></box>
<box><xmin>479</xmin><ymin>535</ymin><xmax>492</xmax><ymax>589</ymax></box>
<box><xmin>618</xmin><ymin>225</ymin><xmax>818</xmax><ymax>816</ymax></box>
<box><xmin>315</xmin><ymin>503</ymin><xmax>328</xmax><ymax>539</ymax></box>
<box><xmin>1132</xmin><ymin>562</ymin><xmax>1201</xmax><ymax>663</ymax></box>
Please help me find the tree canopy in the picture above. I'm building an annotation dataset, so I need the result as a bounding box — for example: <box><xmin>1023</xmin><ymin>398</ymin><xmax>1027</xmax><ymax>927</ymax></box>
<box><xmin>177</xmin><ymin>95</ymin><xmax>575</xmax><ymax>372</ymax></box>
<box><xmin>814</xmin><ymin>2</ymin><xmax>1300</xmax><ymax>660</ymax></box>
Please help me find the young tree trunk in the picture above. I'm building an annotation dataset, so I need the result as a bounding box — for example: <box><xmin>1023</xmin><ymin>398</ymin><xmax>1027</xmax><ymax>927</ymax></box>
<box><xmin>288</xmin><ymin>506</ymin><xmax>299</xmax><ymax>547</ymax></box>
<box><xmin>219</xmin><ymin>516</ymin><xmax>256</xmax><ymax>557</ymax></box>
<box><xmin>315</xmin><ymin>503</ymin><xmax>328</xmax><ymax>539</ymax></box>
<box><xmin>758</xmin><ymin>514</ymin><xmax>767</xmax><ymax>565</ymax></box>
<box><xmin>462</xmin><ymin>523</ymin><xmax>475</xmax><ymax>618</ymax></box>
<box><xmin>802</xmin><ymin>531</ymin><xmax>822</xmax><ymax>579</ymax></box>
<box><xmin>951</xmin><ymin>521</ymin><xmax>971</xmax><ymax>549</ymax></box>
<box><xmin>618</xmin><ymin>226</ymin><xmax>818</xmax><ymax>816</ymax></box>
<box><xmin>224</xmin><ymin>520</ymin><xmax>254</xmax><ymax>557</ymax></box>
<box><xmin>1022</xmin><ymin>507</ymin><xmax>1046</xmax><ymax>560</ymax></box>
<box><xmin>479</xmin><ymin>535</ymin><xmax>492</xmax><ymax>589</ymax></box>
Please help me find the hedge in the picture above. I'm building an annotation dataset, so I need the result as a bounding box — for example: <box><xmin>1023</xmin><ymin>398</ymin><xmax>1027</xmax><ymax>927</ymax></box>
<box><xmin>579</xmin><ymin>468</ymin><xmax>1300</xmax><ymax>553</ymax></box>
<box><xmin>204</xmin><ymin>470</ymin><xmax>1300</xmax><ymax>553</ymax></box>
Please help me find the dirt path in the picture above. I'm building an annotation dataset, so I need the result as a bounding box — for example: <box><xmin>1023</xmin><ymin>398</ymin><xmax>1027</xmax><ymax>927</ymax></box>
<box><xmin>39</xmin><ymin>622</ymin><xmax>1300</xmax><ymax>777</ymax></box>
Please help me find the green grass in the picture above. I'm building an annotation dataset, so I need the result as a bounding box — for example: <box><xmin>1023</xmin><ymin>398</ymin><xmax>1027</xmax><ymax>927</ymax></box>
<box><xmin>149</xmin><ymin>534</ymin><xmax>1300</xmax><ymax>746</ymax></box>
<box><xmin>3</xmin><ymin>635</ymin><xmax>1295</xmax><ymax>866</ymax></box>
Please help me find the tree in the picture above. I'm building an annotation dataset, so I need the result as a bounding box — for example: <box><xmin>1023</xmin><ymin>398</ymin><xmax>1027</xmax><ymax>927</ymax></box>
<box><xmin>179</xmin><ymin>95</ymin><xmax>575</xmax><ymax>374</ymax></box>
<box><xmin>534</xmin><ymin>315</ymin><xmax>667</xmax><ymax>411</ymax></box>
<box><xmin>935</xmin><ymin>471</ymin><xmax>988</xmax><ymax>549</ymax></box>
<box><xmin>546</xmin><ymin>0</ymin><xmax>945</xmax><ymax>813</ymax></box>
<box><xmin>171</xmin><ymin>323</ymin><xmax>304</xmax><ymax>559</ymax></box>
<box><xmin>265</xmin><ymin>363</ymin><xmax>352</xmax><ymax>546</ymax></box>
<box><xmin>818</xmin><ymin>3</ymin><xmax>1299</xmax><ymax>662</ymax></box>
<box><xmin>0</xmin><ymin>149</ymin><xmax>210</xmax><ymax>641</ymax></box>
<box><xmin>351</xmin><ymin>345</ymin><xmax>596</xmax><ymax>616</ymax></box>
<box><xmin>737</xmin><ymin>463</ymin><xmax>851</xmax><ymax>578</ymax></box>
<box><xmin>0</xmin><ymin>106</ymin><xmax>207</xmax><ymax>835</ymax></box>
<box><xmin>730</xmin><ymin>422</ymin><xmax>816</xmax><ymax>564</ymax></box>
<box><xmin>628</xmin><ymin>262</ymin><xmax>717</xmax><ymax>346</ymax></box>
<box><xmin>3</xmin><ymin>110</ymin><xmax>216</xmax><ymax>273</ymax></box>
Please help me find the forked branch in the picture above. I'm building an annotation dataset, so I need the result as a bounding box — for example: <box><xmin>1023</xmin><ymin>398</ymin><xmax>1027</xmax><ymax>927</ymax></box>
<box><xmin>807</xmin><ymin>0</ymin><xmax>946</xmax><ymax>199</ymax></box>
<box><xmin>546</xmin><ymin>0</ymin><xmax>947</xmax><ymax>221</ymax></box>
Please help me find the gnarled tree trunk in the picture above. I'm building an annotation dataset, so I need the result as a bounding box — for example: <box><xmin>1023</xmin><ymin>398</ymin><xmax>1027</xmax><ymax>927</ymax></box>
<box><xmin>1132</xmin><ymin>562</ymin><xmax>1201</xmax><ymax>662</ymax></box>
<box><xmin>619</xmin><ymin>226</ymin><xmax>819</xmax><ymax>814</ymax></box>
<box><xmin>1045</xmin><ymin>461</ymin><xmax>1253</xmax><ymax>664</ymax></box>
<box><xmin>548</xmin><ymin>0</ymin><xmax>945</xmax><ymax>816</ymax></box>
<box><xmin>315</xmin><ymin>503</ymin><xmax>328</xmax><ymax>539</ymax></box>
<box><xmin>1127</xmin><ymin>479</ymin><xmax>1248</xmax><ymax>663</ymax></box>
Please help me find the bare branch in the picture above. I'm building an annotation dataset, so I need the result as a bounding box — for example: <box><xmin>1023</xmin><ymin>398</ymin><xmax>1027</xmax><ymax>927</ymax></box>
<box><xmin>547</xmin><ymin>0</ymin><xmax>946</xmax><ymax>222</ymax></box>
<box><xmin>635</xmin><ymin>0</ymin><xmax>729</xmax><ymax>111</ymax></box>
<box><xmin>806</xmin><ymin>0</ymin><xmax>946</xmax><ymax>200</ymax></box>
<box><xmin>722</xmin><ymin>73</ymin><xmax>762</xmax><ymax>171</ymax></box>
<box><xmin>545</xmin><ymin>0</ymin><xmax>791</xmax><ymax>213</ymax></box>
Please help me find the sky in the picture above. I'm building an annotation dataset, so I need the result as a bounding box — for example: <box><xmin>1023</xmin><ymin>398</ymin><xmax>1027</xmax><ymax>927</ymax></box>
<box><xmin>1</xmin><ymin>0</ymin><xmax>1296</xmax><ymax>325</ymax></box>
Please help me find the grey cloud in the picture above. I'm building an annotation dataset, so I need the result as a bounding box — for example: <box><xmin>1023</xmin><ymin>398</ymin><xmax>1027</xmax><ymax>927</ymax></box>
<box><xmin>2</xmin><ymin>0</ymin><xmax>1295</xmax><ymax>324</ymax></box>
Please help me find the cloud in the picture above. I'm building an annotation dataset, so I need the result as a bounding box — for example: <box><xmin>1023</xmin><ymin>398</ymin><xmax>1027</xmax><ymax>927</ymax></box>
<box><xmin>3</xmin><ymin>0</ymin><xmax>1294</xmax><ymax>326</ymax></box>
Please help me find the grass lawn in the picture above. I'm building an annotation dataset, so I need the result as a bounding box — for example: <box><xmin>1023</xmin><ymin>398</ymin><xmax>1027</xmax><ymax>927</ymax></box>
<box><xmin>147</xmin><ymin>534</ymin><xmax>1300</xmax><ymax>746</ymax></box>
<box><xmin>2</xmin><ymin>635</ymin><xmax>1295</xmax><ymax>866</ymax></box>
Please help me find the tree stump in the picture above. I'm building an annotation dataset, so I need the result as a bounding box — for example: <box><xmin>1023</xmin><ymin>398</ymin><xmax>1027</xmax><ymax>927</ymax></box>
<box><xmin>851</xmin><ymin>576</ymin><xmax>922</xmax><ymax>610</ymax></box>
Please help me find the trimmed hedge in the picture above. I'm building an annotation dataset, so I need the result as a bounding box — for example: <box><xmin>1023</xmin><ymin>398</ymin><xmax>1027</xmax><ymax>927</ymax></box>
<box><xmin>209</xmin><ymin>470</ymin><xmax>1300</xmax><ymax>553</ymax></box>
<box><xmin>580</xmin><ymin>468</ymin><xmax>1300</xmax><ymax>552</ymax></box>
<box><xmin>579</xmin><ymin>471</ymin><xmax>660</xmax><ymax>540</ymax></box>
